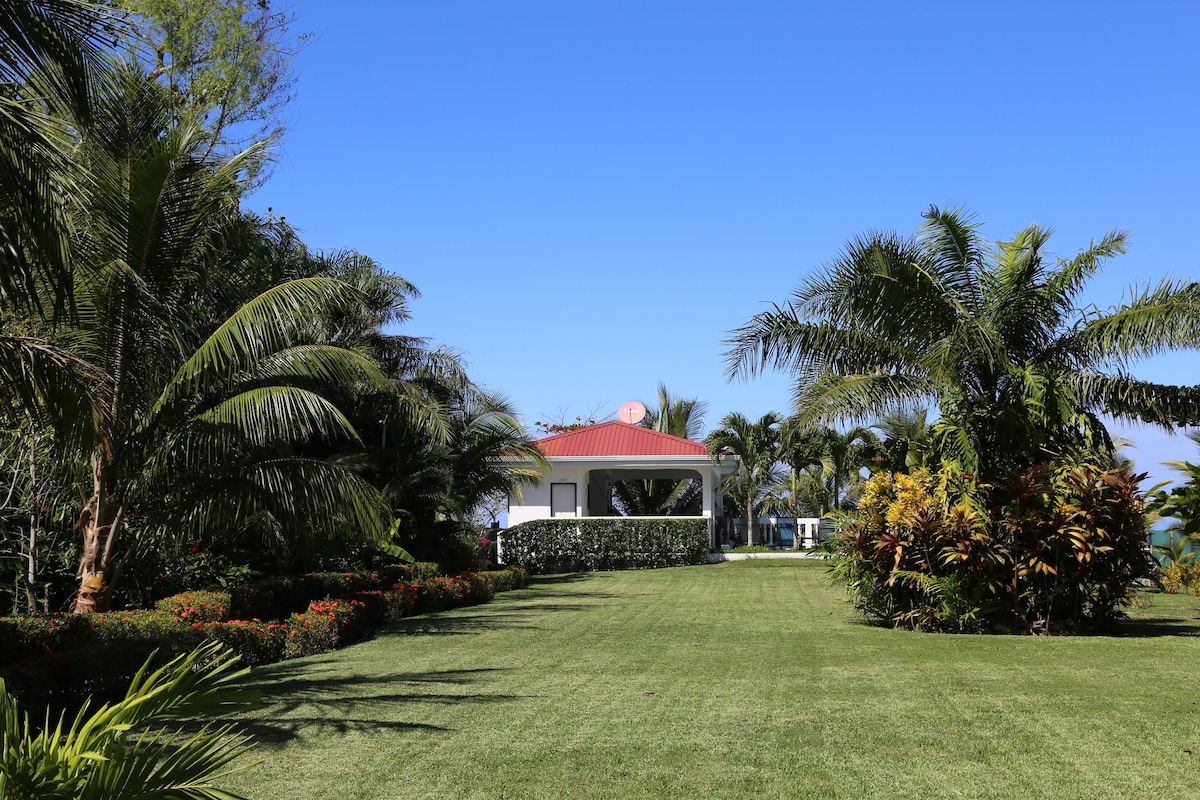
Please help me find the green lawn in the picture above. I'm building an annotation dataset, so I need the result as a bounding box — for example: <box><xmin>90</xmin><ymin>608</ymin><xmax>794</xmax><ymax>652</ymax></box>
<box><xmin>224</xmin><ymin>561</ymin><xmax>1200</xmax><ymax>800</ymax></box>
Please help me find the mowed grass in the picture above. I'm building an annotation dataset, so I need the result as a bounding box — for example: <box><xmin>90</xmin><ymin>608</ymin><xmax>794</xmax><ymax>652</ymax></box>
<box><xmin>224</xmin><ymin>561</ymin><xmax>1200</xmax><ymax>800</ymax></box>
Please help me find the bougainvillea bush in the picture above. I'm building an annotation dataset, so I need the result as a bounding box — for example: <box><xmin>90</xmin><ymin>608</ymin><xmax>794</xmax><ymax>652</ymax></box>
<box><xmin>827</xmin><ymin>454</ymin><xmax>1152</xmax><ymax>633</ymax></box>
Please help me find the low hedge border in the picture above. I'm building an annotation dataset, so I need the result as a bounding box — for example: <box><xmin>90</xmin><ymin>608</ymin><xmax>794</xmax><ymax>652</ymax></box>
<box><xmin>499</xmin><ymin>518</ymin><xmax>710</xmax><ymax>574</ymax></box>
<box><xmin>0</xmin><ymin>566</ymin><xmax>527</xmax><ymax>714</ymax></box>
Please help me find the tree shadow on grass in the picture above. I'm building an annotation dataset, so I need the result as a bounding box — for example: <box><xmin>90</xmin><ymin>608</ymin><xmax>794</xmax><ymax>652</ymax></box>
<box><xmin>525</xmin><ymin>572</ymin><xmax>596</xmax><ymax>585</ymax></box>
<box><xmin>235</xmin><ymin>717</ymin><xmax>447</xmax><ymax>746</ymax></box>
<box><xmin>209</xmin><ymin>665</ymin><xmax>524</xmax><ymax>747</ymax></box>
<box><xmin>1113</xmin><ymin>616</ymin><xmax>1200</xmax><ymax>638</ymax></box>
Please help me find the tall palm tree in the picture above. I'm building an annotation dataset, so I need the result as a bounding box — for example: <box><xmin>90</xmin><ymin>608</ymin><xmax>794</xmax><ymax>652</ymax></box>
<box><xmin>55</xmin><ymin>73</ymin><xmax>395</xmax><ymax>610</ymax></box>
<box><xmin>778</xmin><ymin>421</ymin><xmax>879</xmax><ymax>514</ymax></box>
<box><xmin>726</xmin><ymin>205</ymin><xmax>1200</xmax><ymax>480</ymax></box>
<box><xmin>612</xmin><ymin>383</ymin><xmax>708</xmax><ymax>516</ymax></box>
<box><xmin>705</xmin><ymin>411</ymin><xmax>782</xmax><ymax>545</ymax></box>
<box><xmin>643</xmin><ymin>382</ymin><xmax>708</xmax><ymax>439</ymax></box>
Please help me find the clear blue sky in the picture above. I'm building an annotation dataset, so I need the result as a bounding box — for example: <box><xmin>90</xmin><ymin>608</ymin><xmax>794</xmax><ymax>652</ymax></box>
<box><xmin>247</xmin><ymin>1</ymin><xmax>1200</xmax><ymax>488</ymax></box>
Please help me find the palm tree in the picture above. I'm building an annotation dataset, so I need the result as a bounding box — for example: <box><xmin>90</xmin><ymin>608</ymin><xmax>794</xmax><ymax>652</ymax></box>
<box><xmin>643</xmin><ymin>382</ymin><xmax>708</xmax><ymax>439</ymax></box>
<box><xmin>612</xmin><ymin>383</ymin><xmax>708</xmax><ymax>516</ymax></box>
<box><xmin>705</xmin><ymin>412</ymin><xmax>783</xmax><ymax>545</ymax></box>
<box><xmin>441</xmin><ymin>387</ymin><xmax>546</xmax><ymax>523</ymax></box>
<box><xmin>777</xmin><ymin>421</ymin><xmax>880</xmax><ymax>515</ymax></box>
<box><xmin>1150</xmin><ymin>431</ymin><xmax>1200</xmax><ymax>542</ymax></box>
<box><xmin>726</xmin><ymin>205</ymin><xmax>1200</xmax><ymax>480</ymax></box>
<box><xmin>872</xmin><ymin>408</ymin><xmax>934</xmax><ymax>473</ymax></box>
<box><xmin>52</xmin><ymin>73</ymin><xmax>396</xmax><ymax>610</ymax></box>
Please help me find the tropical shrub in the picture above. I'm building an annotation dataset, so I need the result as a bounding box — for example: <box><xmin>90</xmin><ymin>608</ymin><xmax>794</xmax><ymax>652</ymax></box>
<box><xmin>828</xmin><ymin>455</ymin><xmax>1152</xmax><ymax>633</ymax></box>
<box><xmin>227</xmin><ymin>563</ymin><xmax>440</xmax><ymax>620</ymax></box>
<box><xmin>197</xmin><ymin>619</ymin><xmax>289</xmax><ymax>666</ymax></box>
<box><xmin>500</xmin><ymin>518</ymin><xmax>710</xmax><ymax>573</ymax></box>
<box><xmin>1160</xmin><ymin>561</ymin><xmax>1200</xmax><ymax>594</ymax></box>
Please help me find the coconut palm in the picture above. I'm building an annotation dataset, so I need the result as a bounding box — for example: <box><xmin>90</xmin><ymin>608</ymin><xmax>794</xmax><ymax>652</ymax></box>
<box><xmin>0</xmin><ymin>1</ymin><xmax>121</xmax><ymax>446</ymax></box>
<box><xmin>726</xmin><ymin>205</ymin><xmax>1200</xmax><ymax>480</ymax></box>
<box><xmin>50</xmin><ymin>72</ymin><xmax>396</xmax><ymax>610</ymax></box>
<box><xmin>705</xmin><ymin>411</ymin><xmax>783</xmax><ymax>545</ymax></box>
<box><xmin>1149</xmin><ymin>431</ymin><xmax>1200</xmax><ymax>543</ymax></box>
<box><xmin>777</xmin><ymin>420</ymin><xmax>880</xmax><ymax>515</ymax></box>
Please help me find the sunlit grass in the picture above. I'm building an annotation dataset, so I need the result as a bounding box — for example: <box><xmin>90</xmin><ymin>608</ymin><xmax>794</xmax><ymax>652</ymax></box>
<box><xmin>225</xmin><ymin>561</ymin><xmax>1200</xmax><ymax>799</ymax></box>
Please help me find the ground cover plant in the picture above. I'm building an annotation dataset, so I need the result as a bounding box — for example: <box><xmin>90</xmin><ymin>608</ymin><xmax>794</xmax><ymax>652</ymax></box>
<box><xmin>222</xmin><ymin>561</ymin><xmax>1200</xmax><ymax>800</ymax></box>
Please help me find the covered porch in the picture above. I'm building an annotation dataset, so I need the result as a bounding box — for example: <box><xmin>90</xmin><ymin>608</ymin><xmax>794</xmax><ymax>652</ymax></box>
<box><xmin>506</xmin><ymin>420</ymin><xmax>739</xmax><ymax>548</ymax></box>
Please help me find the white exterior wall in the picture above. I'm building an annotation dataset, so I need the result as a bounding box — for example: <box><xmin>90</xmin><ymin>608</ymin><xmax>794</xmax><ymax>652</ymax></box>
<box><xmin>507</xmin><ymin>464</ymin><xmax>592</xmax><ymax>525</ymax></box>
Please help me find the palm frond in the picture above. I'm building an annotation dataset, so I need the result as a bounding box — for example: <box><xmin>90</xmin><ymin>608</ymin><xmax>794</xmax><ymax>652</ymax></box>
<box><xmin>792</xmin><ymin>371</ymin><xmax>936</xmax><ymax>427</ymax></box>
<box><xmin>1070</xmin><ymin>278</ymin><xmax>1200</xmax><ymax>367</ymax></box>
<box><xmin>0</xmin><ymin>330</ymin><xmax>106</xmax><ymax>448</ymax></box>
<box><xmin>153</xmin><ymin>277</ymin><xmax>387</xmax><ymax>414</ymax></box>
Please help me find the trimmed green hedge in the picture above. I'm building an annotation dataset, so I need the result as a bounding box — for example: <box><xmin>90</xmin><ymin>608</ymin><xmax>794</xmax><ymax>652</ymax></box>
<box><xmin>499</xmin><ymin>518</ymin><xmax>709</xmax><ymax>574</ymax></box>
<box><xmin>0</xmin><ymin>566</ymin><xmax>528</xmax><ymax>716</ymax></box>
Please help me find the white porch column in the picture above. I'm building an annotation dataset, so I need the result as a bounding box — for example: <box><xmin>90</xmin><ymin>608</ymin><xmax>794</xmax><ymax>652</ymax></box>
<box><xmin>702</xmin><ymin>467</ymin><xmax>715</xmax><ymax>548</ymax></box>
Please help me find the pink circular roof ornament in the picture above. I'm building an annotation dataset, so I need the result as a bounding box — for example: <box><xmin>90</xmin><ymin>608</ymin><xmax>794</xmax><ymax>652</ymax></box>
<box><xmin>619</xmin><ymin>401</ymin><xmax>647</xmax><ymax>424</ymax></box>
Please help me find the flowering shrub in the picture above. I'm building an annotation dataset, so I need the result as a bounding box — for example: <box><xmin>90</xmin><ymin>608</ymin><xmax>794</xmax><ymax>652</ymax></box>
<box><xmin>0</xmin><ymin>565</ymin><xmax>526</xmax><ymax>710</ymax></box>
<box><xmin>347</xmin><ymin>585</ymin><xmax>416</xmax><ymax>625</ymax></box>
<box><xmin>228</xmin><ymin>563</ymin><xmax>441</xmax><ymax>620</ymax></box>
<box><xmin>285</xmin><ymin>598</ymin><xmax>368</xmax><ymax>658</ymax></box>
<box><xmin>1160</xmin><ymin>561</ymin><xmax>1200</xmax><ymax>594</ymax></box>
<box><xmin>196</xmin><ymin>619</ymin><xmax>288</xmax><ymax>666</ymax></box>
<box><xmin>154</xmin><ymin>591</ymin><xmax>231</xmax><ymax>622</ymax></box>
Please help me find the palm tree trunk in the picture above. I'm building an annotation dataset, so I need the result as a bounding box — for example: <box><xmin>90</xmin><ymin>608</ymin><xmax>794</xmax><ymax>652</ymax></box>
<box><xmin>72</xmin><ymin>458</ymin><xmax>122</xmax><ymax>613</ymax></box>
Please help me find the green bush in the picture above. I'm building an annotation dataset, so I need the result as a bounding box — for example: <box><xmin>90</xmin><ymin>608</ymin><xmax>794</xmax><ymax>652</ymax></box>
<box><xmin>197</xmin><ymin>619</ymin><xmax>289</xmax><ymax>666</ymax></box>
<box><xmin>483</xmin><ymin>565</ymin><xmax>528</xmax><ymax>592</ymax></box>
<box><xmin>1161</xmin><ymin>561</ymin><xmax>1200</xmax><ymax>593</ymax></box>
<box><xmin>500</xmin><ymin>518</ymin><xmax>709</xmax><ymax>574</ymax></box>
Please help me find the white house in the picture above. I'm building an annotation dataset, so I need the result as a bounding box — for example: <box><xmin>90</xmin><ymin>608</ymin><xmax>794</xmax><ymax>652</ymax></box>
<box><xmin>506</xmin><ymin>420</ymin><xmax>739</xmax><ymax>547</ymax></box>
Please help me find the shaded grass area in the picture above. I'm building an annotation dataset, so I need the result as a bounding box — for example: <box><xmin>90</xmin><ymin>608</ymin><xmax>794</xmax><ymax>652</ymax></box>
<box><xmin>225</xmin><ymin>562</ymin><xmax>1200</xmax><ymax>799</ymax></box>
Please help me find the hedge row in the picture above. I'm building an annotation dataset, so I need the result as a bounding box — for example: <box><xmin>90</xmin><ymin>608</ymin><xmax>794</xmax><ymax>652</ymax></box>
<box><xmin>0</xmin><ymin>566</ymin><xmax>527</xmax><ymax>716</ymax></box>
<box><xmin>499</xmin><ymin>518</ymin><xmax>709</xmax><ymax>574</ymax></box>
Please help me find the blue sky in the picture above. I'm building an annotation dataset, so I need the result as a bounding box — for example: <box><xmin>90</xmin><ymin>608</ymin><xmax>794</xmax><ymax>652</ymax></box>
<box><xmin>247</xmin><ymin>1</ymin><xmax>1200</xmax><ymax>488</ymax></box>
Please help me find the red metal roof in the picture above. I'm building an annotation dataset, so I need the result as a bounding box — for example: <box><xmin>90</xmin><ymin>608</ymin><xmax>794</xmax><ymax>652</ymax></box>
<box><xmin>535</xmin><ymin>421</ymin><xmax>710</xmax><ymax>457</ymax></box>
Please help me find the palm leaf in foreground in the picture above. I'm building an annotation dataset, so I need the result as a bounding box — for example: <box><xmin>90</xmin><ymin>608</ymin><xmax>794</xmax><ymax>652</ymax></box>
<box><xmin>0</xmin><ymin>642</ymin><xmax>257</xmax><ymax>800</ymax></box>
